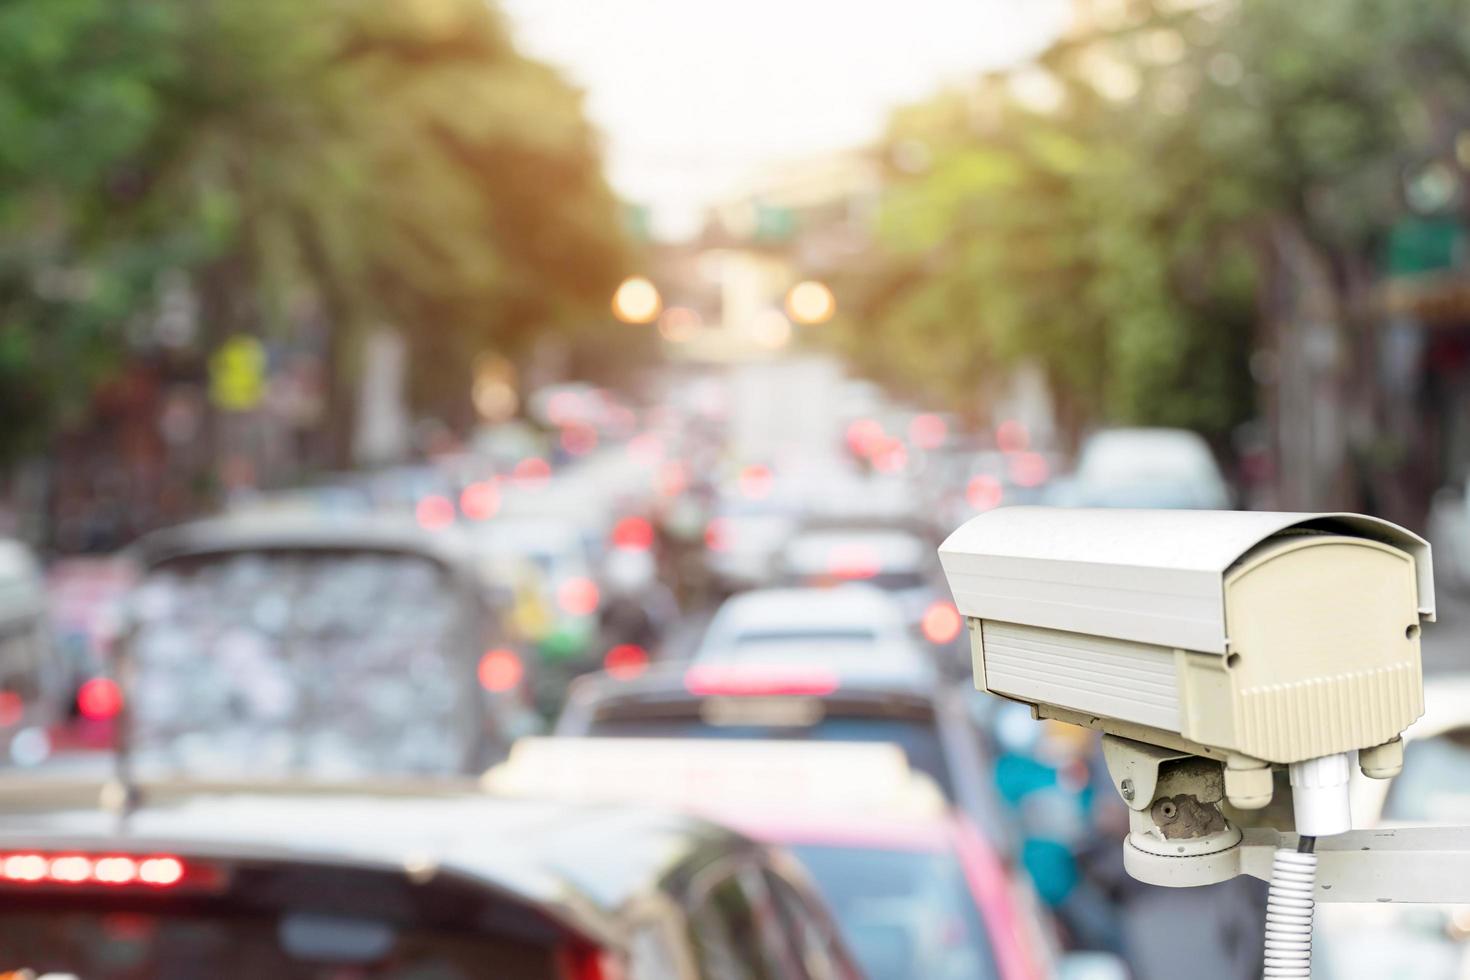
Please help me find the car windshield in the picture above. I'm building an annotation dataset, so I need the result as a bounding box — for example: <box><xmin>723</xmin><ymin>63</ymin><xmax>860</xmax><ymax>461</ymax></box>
<box><xmin>587</xmin><ymin>712</ymin><xmax>953</xmax><ymax>796</ymax></box>
<box><xmin>0</xmin><ymin>907</ymin><xmax>560</xmax><ymax>980</ymax></box>
<box><xmin>788</xmin><ymin>843</ymin><xmax>998</xmax><ymax>980</ymax></box>
<box><xmin>128</xmin><ymin>550</ymin><xmax>473</xmax><ymax>778</ymax></box>
<box><xmin>1382</xmin><ymin>727</ymin><xmax>1470</xmax><ymax>823</ymax></box>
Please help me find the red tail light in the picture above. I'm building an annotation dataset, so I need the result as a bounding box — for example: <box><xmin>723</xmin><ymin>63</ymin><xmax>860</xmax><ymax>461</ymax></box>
<box><xmin>478</xmin><ymin>649</ymin><xmax>525</xmax><ymax>693</ymax></box>
<box><xmin>966</xmin><ymin>474</ymin><xmax>1003</xmax><ymax>512</ymax></box>
<box><xmin>738</xmin><ymin>464</ymin><xmax>773</xmax><ymax>500</ymax></box>
<box><xmin>460</xmin><ymin>481</ymin><xmax>501</xmax><ymax>521</ymax></box>
<box><xmin>556</xmin><ymin>577</ymin><xmax>600</xmax><ymax>616</ymax></box>
<box><xmin>996</xmin><ymin>418</ymin><xmax>1029</xmax><ymax>452</ymax></box>
<box><xmin>684</xmin><ymin>665</ymin><xmax>839</xmax><ymax>697</ymax></box>
<box><xmin>1007</xmin><ymin>451</ymin><xmax>1050</xmax><ymax>488</ymax></box>
<box><xmin>560</xmin><ymin>424</ymin><xmax>598</xmax><ymax>457</ymax></box>
<box><xmin>603</xmin><ymin>644</ymin><xmax>650</xmax><ymax>680</ymax></box>
<box><xmin>77</xmin><ymin>678</ymin><xmax>123</xmax><ymax>721</ymax></box>
<box><xmin>909</xmin><ymin>413</ymin><xmax>948</xmax><ymax>450</ymax></box>
<box><xmin>560</xmin><ymin>944</ymin><xmax>622</xmax><ymax>980</ymax></box>
<box><xmin>415</xmin><ymin>494</ymin><xmax>456</xmax><ymax>530</ymax></box>
<box><xmin>846</xmin><ymin>418</ymin><xmax>883</xmax><ymax>456</ymax></box>
<box><xmin>0</xmin><ymin>852</ymin><xmax>204</xmax><ymax>890</ymax></box>
<box><xmin>0</xmin><ymin>691</ymin><xmax>23</xmax><ymax>727</ymax></box>
<box><xmin>921</xmin><ymin>601</ymin><xmax>964</xmax><ymax>645</ymax></box>
<box><xmin>828</xmin><ymin>543</ymin><xmax>880</xmax><ymax>580</ymax></box>
<box><xmin>611</xmin><ymin>516</ymin><xmax>654</xmax><ymax>551</ymax></box>
<box><xmin>514</xmin><ymin>457</ymin><xmax>552</xmax><ymax>484</ymax></box>
<box><xmin>704</xmin><ymin>518</ymin><xmax>731</xmax><ymax>552</ymax></box>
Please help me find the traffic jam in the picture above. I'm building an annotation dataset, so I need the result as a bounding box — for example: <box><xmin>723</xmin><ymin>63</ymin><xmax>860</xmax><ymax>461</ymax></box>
<box><xmin>2</xmin><ymin>375</ymin><xmax>1263</xmax><ymax>978</ymax></box>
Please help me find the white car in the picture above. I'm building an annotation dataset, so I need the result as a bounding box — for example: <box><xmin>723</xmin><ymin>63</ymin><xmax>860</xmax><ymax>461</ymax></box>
<box><xmin>1061</xmin><ymin>427</ymin><xmax>1231</xmax><ymax>510</ymax></box>
<box><xmin>776</xmin><ymin>528</ymin><xmax>938</xmax><ymax>621</ymax></box>
<box><xmin>693</xmin><ymin>586</ymin><xmax>929</xmax><ymax>675</ymax></box>
<box><xmin>1315</xmin><ymin>676</ymin><xmax>1470</xmax><ymax>979</ymax></box>
<box><xmin>1428</xmin><ymin>480</ymin><xmax>1470</xmax><ymax>596</ymax></box>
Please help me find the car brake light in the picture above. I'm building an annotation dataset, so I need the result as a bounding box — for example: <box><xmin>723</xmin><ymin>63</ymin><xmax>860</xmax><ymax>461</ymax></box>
<box><xmin>922</xmin><ymin>601</ymin><xmax>964</xmax><ymax>645</ymax></box>
<box><xmin>1007</xmin><ymin>451</ymin><xmax>1049</xmax><ymax>488</ymax></box>
<box><xmin>704</xmin><ymin>518</ymin><xmax>730</xmax><ymax>552</ymax></box>
<box><xmin>478</xmin><ymin>649</ymin><xmax>525</xmax><ymax>693</ymax></box>
<box><xmin>460</xmin><ymin>481</ymin><xmax>501</xmax><ymax>521</ymax></box>
<box><xmin>684</xmin><ymin>665</ymin><xmax>840</xmax><ymax>697</ymax></box>
<box><xmin>738</xmin><ymin>464</ymin><xmax>773</xmax><ymax>500</ymax></box>
<box><xmin>0</xmin><ymin>852</ymin><xmax>196</xmax><ymax>889</ymax></box>
<box><xmin>603</xmin><ymin>644</ymin><xmax>649</xmax><ymax>680</ymax></box>
<box><xmin>828</xmin><ymin>543</ymin><xmax>880</xmax><ymax>580</ymax></box>
<box><xmin>966</xmin><ymin>474</ymin><xmax>1003</xmax><ymax>512</ymax></box>
<box><xmin>611</xmin><ymin>516</ymin><xmax>654</xmax><ymax>551</ymax></box>
<box><xmin>560</xmin><ymin>944</ymin><xmax>622</xmax><ymax>980</ymax></box>
<box><xmin>556</xmin><ymin>577</ymin><xmax>600</xmax><ymax>616</ymax></box>
<box><xmin>909</xmin><ymin>413</ymin><xmax>947</xmax><ymax>450</ymax></box>
<box><xmin>415</xmin><ymin>495</ymin><xmax>455</xmax><ymax>530</ymax></box>
<box><xmin>0</xmin><ymin>691</ymin><xmax>23</xmax><ymax>727</ymax></box>
<box><xmin>514</xmin><ymin>457</ymin><xmax>552</xmax><ymax>484</ymax></box>
<box><xmin>77</xmin><ymin>678</ymin><xmax>123</xmax><ymax>721</ymax></box>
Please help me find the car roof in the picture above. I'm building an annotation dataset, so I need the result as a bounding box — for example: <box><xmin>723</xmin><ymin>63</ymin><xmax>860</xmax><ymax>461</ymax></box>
<box><xmin>133</xmin><ymin>514</ymin><xmax>475</xmax><ymax>577</ymax></box>
<box><xmin>565</xmin><ymin>659</ymin><xmax>941</xmax><ymax>709</ymax></box>
<box><xmin>0</xmin><ymin>780</ymin><xmax>746</xmax><ymax>935</ymax></box>
<box><xmin>709</xmin><ymin>585</ymin><xmax>908</xmax><ymax>632</ymax></box>
<box><xmin>782</xmin><ymin>529</ymin><xmax>930</xmax><ymax>574</ymax></box>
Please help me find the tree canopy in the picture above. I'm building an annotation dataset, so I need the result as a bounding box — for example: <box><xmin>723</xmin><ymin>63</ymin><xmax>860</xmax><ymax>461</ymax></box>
<box><xmin>846</xmin><ymin>0</ymin><xmax>1470</xmax><ymax>448</ymax></box>
<box><xmin>0</xmin><ymin>0</ymin><xmax>630</xmax><ymax>465</ymax></box>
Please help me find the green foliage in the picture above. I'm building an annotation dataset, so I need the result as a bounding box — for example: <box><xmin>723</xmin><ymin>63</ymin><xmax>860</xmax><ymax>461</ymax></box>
<box><xmin>0</xmin><ymin>0</ymin><xmax>630</xmax><ymax>464</ymax></box>
<box><xmin>851</xmin><ymin>0</ymin><xmax>1470</xmax><ymax>443</ymax></box>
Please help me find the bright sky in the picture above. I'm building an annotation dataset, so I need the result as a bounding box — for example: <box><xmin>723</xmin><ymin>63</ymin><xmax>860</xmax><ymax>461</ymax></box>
<box><xmin>502</xmin><ymin>0</ymin><xmax>1072</xmax><ymax>238</ymax></box>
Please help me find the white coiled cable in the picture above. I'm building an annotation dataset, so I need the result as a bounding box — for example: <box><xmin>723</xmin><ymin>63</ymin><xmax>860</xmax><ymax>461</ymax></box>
<box><xmin>1262</xmin><ymin>842</ymin><xmax>1317</xmax><ymax>978</ymax></box>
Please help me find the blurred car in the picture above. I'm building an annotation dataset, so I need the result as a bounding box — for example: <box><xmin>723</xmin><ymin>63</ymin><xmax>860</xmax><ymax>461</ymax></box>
<box><xmin>488</xmin><ymin>738</ymin><xmax>1120</xmax><ymax>980</ymax></box>
<box><xmin>775</xmin><ymin>528</ymin><xmax>937</xmax><ymax>619</ymax></box>
<box><xmin>772</xmin><ymin>527</ymin><xmax>966</xmax><ymax>670</ymax></box>
<box><xmin>125</xmin><ymin>515</ymin><xmax>530</xmax><ymax>779</ymax></box>
<box><xmin>0</xmin><ymin>779</ymin><xmax>861</xmax><ymax>979</ymax></box>
<box><xmin>928</xmin><ymin>447</ymin><xmax>1062</xmax><ymax>532</ymax></box>
<box><xmin>1427</xmin><ymin>479</ymin><xmax>1470</xmax><ymax>595</ymax></box>
<box><xmin>703</xmin><ymin>495</ymin><xmax>804</xmax><ymax>594</ymax></box>
<box><xmin>693</xmin><ymin>585</ymin><xmax>922</xmax><ymax>670</ymax></box>
<box><xmin>555</xmin><ymin>659</ymin><xmax>1012</xmax><ymax>847</ymax></box>
<box><xmin>467</xmin><ymin>516</ymin><xmax>602</xmax><ymax>663</ymax></box>
<box><xmin>1056</xmin><ymin>428</ymin><xmax>1230</xmax><ymax>509</ymax></box>
<box><xmin>1315</xmin><ymin>676</ymin><xmax>1470</xmax><ymax>978</ymax></box>
<box><xmin>0</xmin><ymin>539</ymin><xmax>68</xmax><ymax>766</ymax></box>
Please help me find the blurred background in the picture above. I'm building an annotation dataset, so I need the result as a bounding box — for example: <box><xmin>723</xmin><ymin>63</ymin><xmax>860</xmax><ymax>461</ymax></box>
<box><xmin>2</xmin><ymin>0</ymin><xmax>1470</xmax><ymax>977</ymax></box>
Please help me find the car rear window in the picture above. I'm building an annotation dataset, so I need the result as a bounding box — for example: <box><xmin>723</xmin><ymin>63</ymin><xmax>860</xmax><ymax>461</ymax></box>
<box><xmin>0</xmin><ymin>905</ymin><xmax>562</xmax><ymax>979</ymax></box>
<box><xmin>788</xmin><ymin>844</ymin><xmax>998</xmax><ymax>980</ymax></box>
<box><xmin>586</xmin><ymin>712</ymin><xmax>953</xmax><ymax>797</ymax></box>
<box><xmin>128</xmin><ymin>549</ymin><xmax>475</xmax><ymax>778</ymax></box>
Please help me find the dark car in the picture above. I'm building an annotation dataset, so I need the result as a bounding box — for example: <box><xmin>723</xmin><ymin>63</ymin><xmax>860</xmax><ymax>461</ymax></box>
<box><xmin>123</xmin><ymin>514</ymin><xmax>534</xmax><ymax>778</ymax></box>
<box><xmin>554</xmin><ymin>660</ymin><xmax>1013</xmax><ymax>852</ymax></box>
<box><xmin>0</xmin><ymin>779</ymin><xmax>863</xmax><ymax>979</ymax></box>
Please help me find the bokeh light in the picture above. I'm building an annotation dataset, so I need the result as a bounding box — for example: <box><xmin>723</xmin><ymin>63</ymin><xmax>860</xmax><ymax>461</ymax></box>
<box><xmin>612</xmin><ymin>275</ymin><xmax>662</xmax><ymax>324</ymax></box>
<box><xmin>785</xmin><ymin>280</ymin><xmax>836</xmax><ymax>324</ymax></box>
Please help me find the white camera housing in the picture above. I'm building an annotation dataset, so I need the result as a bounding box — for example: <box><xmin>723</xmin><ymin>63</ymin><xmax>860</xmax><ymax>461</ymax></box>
<box><xmin>938</xmin><ymin>508</ymin><xmax>1433</xmax><ymax>776</ymax></box>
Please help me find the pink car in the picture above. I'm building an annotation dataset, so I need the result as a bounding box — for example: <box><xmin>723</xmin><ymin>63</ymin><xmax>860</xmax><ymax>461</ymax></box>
<box><xmin>729</xmin><ymin>809</ymin><xmax>1054</xmax><ymax>980</ymax></box>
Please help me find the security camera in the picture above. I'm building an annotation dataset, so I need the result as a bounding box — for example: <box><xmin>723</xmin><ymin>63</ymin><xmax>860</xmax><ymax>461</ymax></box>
<box><xmin>939</xmin><ymin>507</ymin><xmax>1444</xmax><ymax>977</ymax></box>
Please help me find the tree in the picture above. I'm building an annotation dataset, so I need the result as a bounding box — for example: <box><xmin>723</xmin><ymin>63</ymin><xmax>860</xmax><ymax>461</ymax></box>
<box><xmin>0</xmin><ymin>0</ymin><xmax>632</xmax><ymax>474</ymax></box>
<box><xmin>847</xmin><ymin>0</ymin><xmax>1470</xmax><ymax>470</ymax></box>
